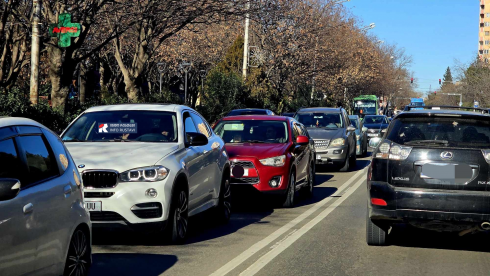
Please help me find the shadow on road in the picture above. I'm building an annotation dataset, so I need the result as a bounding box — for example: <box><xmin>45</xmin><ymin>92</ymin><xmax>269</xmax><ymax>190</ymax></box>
<box><xmin>90</xmin><ymin>253</ymin><xmax>177</xmax><ymax>276</ymax></box>
<box><xmin>389</xmin><ymin>225</ymin><xmax>490</xmax><ymax>253</ymax></box>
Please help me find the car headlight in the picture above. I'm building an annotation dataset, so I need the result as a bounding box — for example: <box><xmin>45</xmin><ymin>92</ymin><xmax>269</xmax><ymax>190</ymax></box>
<box><xmin>120</xmin><ymin>166</ymin><xmax>169</xmax><ymax>182</ymax></box>
<box><xmin>259</xmin><ymin>155</ymin><xmax>286</xmax><ymax>167</ymax></box>
<box><xmin>330</xmin><ymin>138</ymin><xmax>345</xmax><ymax>147</ymax></box>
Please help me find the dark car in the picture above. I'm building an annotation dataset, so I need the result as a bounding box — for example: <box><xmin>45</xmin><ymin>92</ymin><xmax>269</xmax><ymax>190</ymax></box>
<box><xmin>281</xmin><ymin>112</ymin><xmax>295</xmax><ymax>117</ymax></box>
<box><xmin>213</xmin><ymin>115</ymin><xmax>315</xmax><ymax>207</ymax></box>
<box><xmin>367</xmin><ymin>106</ymin><xmax>490</xmax><ymax>246</ymax></box>
<box><xmin>363</xmin><ymin>115</ymin><xmax>390</xmax><ymax>147</ymax></box>
<box><xmin>226</xmin><ymin>109</ymin><xmax>276</xmax><ymax>116</ymax></box>
<box><xmin>294</xmin><ymin>107</ymin><xmax>357</xmax><ymax>171</ymax></box>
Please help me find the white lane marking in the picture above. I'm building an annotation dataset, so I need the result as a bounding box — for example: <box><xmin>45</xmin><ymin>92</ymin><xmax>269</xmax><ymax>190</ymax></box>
<box><xmin>210</xmin><ymin>169</ymin><xmax>367</xmax><ymax>276</ymax></box>
<box><xmin>239</xmin><ymin>176</ymin><xmax>366</xmax><ymax>276</ymax></box>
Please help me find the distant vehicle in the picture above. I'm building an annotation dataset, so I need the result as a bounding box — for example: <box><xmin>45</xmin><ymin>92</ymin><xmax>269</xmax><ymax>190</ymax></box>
<box><xmin>367</xmin><ymin>106</ymin><xmax>490</xmax><ymax>246</ymax></box>
<box><xmin>62</xmin><ymin>104</ymin><xmax>231</xmax><ymax>243</ymax></box>
<box><xmin>213</xmin><ymin>115</ymin><xmax>314</xmax><ymax>207</ymax></box>
<box><xmin>348</xmin><ymin>115</ymin><xmax>368</xmax><ymax>157</ymax></box>
<box><xmin>295</xmin><ymin>107</ymin><xmax>357</xmax><ymax>172</ymax></box>
<box><xmin>0</xmin><ymin>117</ymin><xmax>91</xmax><ymax>276</ymax></box>
<box><xmin>226</xmin><ymin>109</ymin><xmax>276</xmax><ymax>116</ymax></box>
<box><xmin>363</xmin><ymin>115</ymin><xmax>390</xmax><ymax>147</ymax></box>
<box><xmin>409</xmin><ymin>98</ymin><xmax>425</xmax><ymax>110</ymax></box>
<box><xmin>352</xmin><ymin>95</ymin><xmax>379</xmax><ymax>119</ymax></box>
<box><xmin>281</xmin><ymin>112</ymin><xmax>295</xmax><ymax>117</ymax></box>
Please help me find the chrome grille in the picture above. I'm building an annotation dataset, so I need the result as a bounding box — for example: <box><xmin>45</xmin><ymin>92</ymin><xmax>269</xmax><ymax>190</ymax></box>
<box><xmin>232</xmin><ymin>161</ymin><xmax>255</xmax><ymax>168</ymax></box>
<box><xmin>314</xmin><ymin>139</ymin><xmax>330</xmax><ymax>150</ymax></box>
<box><xmin>82</xmin><ymin>170</ymin><xmax>118</xmax><ymax>189</ymax></box>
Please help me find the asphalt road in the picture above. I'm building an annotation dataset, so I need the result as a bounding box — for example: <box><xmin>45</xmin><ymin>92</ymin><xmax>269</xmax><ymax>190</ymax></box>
<box><xmin>89</xmin><ymin>154</ymin><xmax>490</xmax><ymax>276</ymax></box>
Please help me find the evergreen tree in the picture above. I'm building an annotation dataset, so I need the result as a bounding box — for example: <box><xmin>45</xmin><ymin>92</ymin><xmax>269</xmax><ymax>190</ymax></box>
<box><xmin>442</xmin><ymin>67</ymin><xmax>453</xmax><ymax>86</ymax></box>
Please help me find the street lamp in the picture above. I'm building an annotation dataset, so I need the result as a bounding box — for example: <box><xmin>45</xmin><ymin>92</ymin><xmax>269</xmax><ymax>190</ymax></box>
<box><xmin>157</xmin><ymin>62</ymin><xmax>166</xmax><ymax>96</ymax></box>
<box><xmin>179</xmin><ymin>61</ymin><xmax>192</xmax><ymax>105</ymax></box>
<box><xmin>361</xmin><ymin>23</ymin><xmax>375</xmax><ymax>32</ymax></box>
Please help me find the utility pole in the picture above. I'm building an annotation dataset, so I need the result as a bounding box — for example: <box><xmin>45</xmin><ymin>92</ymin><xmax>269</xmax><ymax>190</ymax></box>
<box><xmin>30</xmin><ymin>0</ymin><xmax>41</xmax><ymax>105</ymax></box>
<box><xmin>242</xmin><ymin>0</ymin><xmax>250</xmax><ymax>79</ymax></box>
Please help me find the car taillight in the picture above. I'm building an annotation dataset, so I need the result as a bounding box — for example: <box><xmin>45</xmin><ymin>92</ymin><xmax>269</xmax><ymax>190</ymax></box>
<box><xmin>374</xmin><ymin>140</ymin><xmax>412</xmax><ymax>160</ymax></box>
<box><xmin>371</xmin><ymin>198</ymin><xmax>387</xmax><ymax>206</ymax></box>
<box><xmin>481</xmin><ymin>150</ymin><xmax>490</xmax><ymax>164</ymax></box>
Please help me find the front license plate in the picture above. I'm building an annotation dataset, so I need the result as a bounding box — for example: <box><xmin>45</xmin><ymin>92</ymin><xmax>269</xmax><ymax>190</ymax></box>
<box><xmin>368</xmin><ymin>133</ymin><xmax>378</xmax><ymax>137</ymax></box>
<box><xmin>85</xmin><ymin>201</ymin><xmax>102</xmax><ymax>211</ymax></box>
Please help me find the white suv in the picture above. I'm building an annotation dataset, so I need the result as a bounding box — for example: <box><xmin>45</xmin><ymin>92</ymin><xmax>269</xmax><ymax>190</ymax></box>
<box><xmin>61</xmin><ymin>104</ymin><xmax>231</xmax><ymax>243</ymax></box>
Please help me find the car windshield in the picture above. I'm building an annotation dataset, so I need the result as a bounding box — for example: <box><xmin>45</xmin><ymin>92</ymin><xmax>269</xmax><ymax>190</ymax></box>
<box><xmin>411</xmin><ymin>102</ymin><xmax>424</xmax><ymax>107</ymax></box>
<box><xmin>228</xmin><ymin>110</ymin><xmax>268</xmax><ymax>116</ymax></box>
<box><xmin>62</xmin><ymin>111</ymin><xmax>178</xmax><ymax>142</ymax></box>
<box><xmin>387</xmin><ymin>117</ymin><xmax>490</xmax><ymax>148</ymax></box>
<box><xmin>295</xmin><ymin>112</ymin><xmax>343</xmax><ymax>128</ymax></box>
<box><xmin>364</xmin><ymin>116</ymin><xmax>386</xmax><ymax>124</ymax></box>
<box><xmin>214</xmin><ymin>120</ymin><xmax>288</xmax><ymax>143</ymax></box>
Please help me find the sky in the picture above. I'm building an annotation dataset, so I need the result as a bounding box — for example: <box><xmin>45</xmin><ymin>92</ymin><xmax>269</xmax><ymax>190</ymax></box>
<box><xmin>343</xmin><ymin>0</ymin><xmax>478</xmax><ymax>96</ymax></box>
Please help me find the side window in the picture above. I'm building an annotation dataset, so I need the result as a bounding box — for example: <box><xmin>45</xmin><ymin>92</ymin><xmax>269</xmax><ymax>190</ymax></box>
<box><xmin>295</xmin><ymin>123</ymin><xmax>305</xmax><ymax>136</ymax></box>
<box><xmin>291</xmin><ymin>122</ymin><xmax>299</xmax><ymax>140</ymax></box>
<box><xmin>0</xmin><ymin>139</ymin><xmax>23</xmax><ymax>180</ymax></box>
<box><xmin>18</xmin><ymin>136</ymin><xmax>59</xmax><ymax>186</ymax></box>
<box><xmin>299</xmin><ymin>124</ymin><xmax>309</xmax><ymax>138</ymax></box>
<box><xmin>42</xmin><ymin>129</ymin><xmax>70</xmax><ymax>172</ymax></box>
<box><xmin>184</xmin><ymin>113</ymin><xmax>197</xmax><ymax>133</ymax></box>
<box><xmin>190</xmin><ymin>112</ymin><xmax>211</xmax><ymax>138</ymax></box>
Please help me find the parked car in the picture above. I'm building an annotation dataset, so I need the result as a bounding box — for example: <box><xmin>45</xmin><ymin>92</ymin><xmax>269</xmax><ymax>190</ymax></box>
<box><xmin>362</xmin><ymin>115</ymin><xmax>390</xmax><ymax>148</ymax></box>
<box><xmin>213</xmin><ymin>115</ymin><xmax>315</xmax><ymax>207</ymax></box>
<box><xmin>281</xmin><ymin>112</ymin><xmax>295</xmax><ymax>117</ymax></box>
<box><xmin>226</xmin><ymin>108</ymin><xmax>276</xmax><ymax>116</ymax></box>
<box><xmin>0</xmin><ymin>117</ymin><xmax>91</xmax><ymax>276</ymax></box>
<box><xmin>367</xmin><ymin>106</ymin><xmax>490</xmax><ymax>246</ymax></box>
<box><xmin>294</xmin><ymin>107</ymin><xmax>356</xmax><ymax>171</ymax></box>
<box><xmin>348</xmin><ymin>115</ymin><xmax>368</xmax><ymax>156</ymax></box>
<box><xmin>61</xmin><ymin>104</ymin><xmax>231</xmax><ymax>243</ymax></box>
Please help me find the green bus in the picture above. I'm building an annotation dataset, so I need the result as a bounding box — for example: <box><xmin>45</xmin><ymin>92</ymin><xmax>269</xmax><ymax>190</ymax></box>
<box><xmin>352</xmin><ymin>95</ymin><xmax>379</xmax><ymax>118</ymax></box>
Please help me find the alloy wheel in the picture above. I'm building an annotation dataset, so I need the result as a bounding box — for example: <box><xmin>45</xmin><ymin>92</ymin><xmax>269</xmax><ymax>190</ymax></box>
<box><xmin>65</xmin><ymin>229</ymin><xmax>90</xmax><ymax>276</ymax></box>
<box><xmin>176</xmin><ymin>190</ymin><xmax>189</xmax><ymax>239</ymax></box>
<box><xmin>223</xmin><ymin>179</ymin><xmax>232</xmax><ymax>220</ymax></box>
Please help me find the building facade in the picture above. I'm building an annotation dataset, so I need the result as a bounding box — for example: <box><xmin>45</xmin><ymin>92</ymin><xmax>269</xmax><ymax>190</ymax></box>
<box><xmin>480</xmin><ymin>0</ymin><xmax>490</xmax><ymax>61</ymax></box>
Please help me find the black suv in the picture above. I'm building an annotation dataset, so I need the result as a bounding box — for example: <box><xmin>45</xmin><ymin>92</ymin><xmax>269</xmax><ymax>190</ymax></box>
<box><xmin>367</xmin><ymin>106</ymin><xmax>490</xmax><ymax>246</ymax></box>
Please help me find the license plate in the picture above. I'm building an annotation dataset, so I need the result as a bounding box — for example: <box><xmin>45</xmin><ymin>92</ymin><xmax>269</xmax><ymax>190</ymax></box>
<box><xmin>317</xmin><ymin>155</ymin><xmax>322</xmax><ymax>160</ymax></box>
<box><xmin>368</xmin><ymin>133</ymin><xmax>378</xmax><ymax>137</ymax></box>
<box><xmin>421</xmin><ymin>163</ymin><xmax>472</xmax><ymax>183</ymax></box>
<box><xmin>85</xmin><ymin>201</ymin><xmax>102</xmax><ymax>211</ymax></box>
<box><xmin>231</xmin><ymin>168</ymin><xmax>248</xmax><ymax>177</ymax></box>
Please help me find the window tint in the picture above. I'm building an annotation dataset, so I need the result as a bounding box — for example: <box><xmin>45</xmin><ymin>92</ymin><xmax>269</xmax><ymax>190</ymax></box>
<box><xmin>295</xmin><ymin>112</ymin><xmax>343</xmax><ymax>128</ymax></box>
<box><xmin>18</xmin><ymin>136</ymin><xmax>58</xmax><ymax>185</ymax></box>
<box><xmin>295</xmin><ymin>123</ymin><xmax>305</xmax><ymax>136</ymax></box>
<box><xmin>0</xmin><ymin>139</ymin><xmax>23</xmax><ymax>180</ymax></box>
<box><xmin>43</xmin><ymin>129</ymin><xmax>70</xmax><ymax>172</ymax></box>
<box><xmin>184</xmin><ymin>115</ymin><xmax>197</xmax><ymax>133</ymax></box>
<box><xmin>214</xmin><ymin>120</ymin><xmax>289</xmax><ymax>143</ymax></box>
<box><xmin>190</xmin><ymin>112</ymin><xmax>211</xmax><ymax>138</ymax></box>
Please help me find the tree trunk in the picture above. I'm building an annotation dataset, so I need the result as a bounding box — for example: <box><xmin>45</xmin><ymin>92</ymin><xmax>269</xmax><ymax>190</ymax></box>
<box><xmin>79</xmin><ymin>66</ymin><xmax>86</xmax><ymax>104</ymax></box>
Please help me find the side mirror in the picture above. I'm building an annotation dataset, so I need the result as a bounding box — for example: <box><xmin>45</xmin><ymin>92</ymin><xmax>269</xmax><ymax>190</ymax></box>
<box><xmin>0</xmin><ymin>179</ymin><xmax>21</xmax><ymax>201</ymax></box>
<box><xmin>361</xmin><ymin>127</ymin><xmax>368</xmax><ymax>132</ymax></box>
<box><xmin>347</xmin><ymin>126</ymin><xmax>356</xmax><ymax>132</ymax></box>
<box><xmin>187</xmin><ymin>132</ymin><xmax>208</xmax><ymax>147</ymax></box>
<box><xmin>296</xmin><ymin>135</ymin><xmax>309</xmax><ymax>145</ymax></box>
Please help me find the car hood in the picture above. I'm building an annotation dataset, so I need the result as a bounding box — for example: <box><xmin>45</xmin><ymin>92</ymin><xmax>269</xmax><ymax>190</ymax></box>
<box><xmin>306</xmin><ymin>128</ymin><xmax>344</xmax><ymax>140</ymax></box>
<box><xmin>65</xmin><ymin>142</ymin><xmax>180</xmax><ymax>172</ymax></box>
<box><xmin>363</xmin><ymin>123</ymin><xmax>389</xmax><ymax>129</ymax></box>
<box><xmin>225</xmin><ymin>143</ymin><xmax>289</xmax><ymax>160</ymax></box>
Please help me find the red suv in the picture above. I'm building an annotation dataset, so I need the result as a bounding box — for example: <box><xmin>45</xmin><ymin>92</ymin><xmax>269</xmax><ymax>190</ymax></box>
<box><xmin>213</xmin><ymin>115</ymin><xmax>315</xmax><ymax>207</ymax></box>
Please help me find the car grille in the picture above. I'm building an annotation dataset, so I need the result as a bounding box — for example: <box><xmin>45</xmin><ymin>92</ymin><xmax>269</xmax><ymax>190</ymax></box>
<box><xmin>84</xmin><ymin>192</ymin><xmax>115</xmax><ymax>198</ymax></box>
<box><xmin>314</xmin><ymin>139</ymin><xmax>330</xmax><ymax>150</ymax></box>
<box><xmin>131</xmin><ymin>202</ymin><xmax>163</xmax><ymax>219</ymax></box>
<box><xmin>232</xmin><ymin>177</ymin><xmax>259</xmax><ymax>184</ymax></box>
<box><xmin>232</xmin><ymin>161</ymin><xmax>255</xmax><ymax>168</ymax></box>
<box><xmin>90</xmin><ymin>211</ymin><xmax>125</xmax><ymax>221</ymax></box>
<box><xmin>82</xmin><ymin>171</ymin><xmax>118</xmax><ymax>189</ymax></box>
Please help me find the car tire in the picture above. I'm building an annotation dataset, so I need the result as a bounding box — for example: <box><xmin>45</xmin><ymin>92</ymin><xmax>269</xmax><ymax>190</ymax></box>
<box><xmin>366</xmin><ymin>211</ymin><xmax>388</xmax><ymax>246</ymax></box>
<box><xmin>283</xmin><ymin>171</ymin><xmax>297</xmax><ymax>208</ymax></box>
<box><xmin>214</xmin><ymin>174</ymin><xmax>232</xmax><ymax>224</ymax></box>
<box><xmin>167</xmin><ymin>186</ymin><xmax>189</xmax><ymax>244</ymax></box>
<box><xmin>349</xmin><ymin>152</ymin><xmax>357</xmax><ymax>168</ymax></box>
<box><xmin>339</xmin><ymin>151</ymin><xmax>350</xmax><ymax>172</ymax></box>
<box><xmin>303</xmin><ymin>162</ymin><xmax>314</xmax><ymax>198</ymax></box>
<box><xmin>63</xmin><ymin>228</ymin><xmax>91</xmax><ymax>276</ymax></box>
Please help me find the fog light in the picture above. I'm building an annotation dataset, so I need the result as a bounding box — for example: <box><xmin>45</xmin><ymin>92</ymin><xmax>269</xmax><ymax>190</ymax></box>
<box><xmin>333</xmin><ymin>150</ymin><xmax>342</xmax><ymax>154</ymax></box>
<box><xmin>269</xmin><ymin>176</ymin><xmax>281</xmax><ymax>188</ymax></box>
<box><xmin>145</xmin><ymin>188</ymin><xmax>158</xmax><ymax>198</ymax></box>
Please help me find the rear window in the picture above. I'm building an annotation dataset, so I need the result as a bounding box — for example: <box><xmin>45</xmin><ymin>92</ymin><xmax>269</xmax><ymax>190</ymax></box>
<box><xmin>387</xmin><ymin>117</ymin><xmax>490</xmax><ymax>148</ymax></box>
<box><xmin>228</xmin><ymin>110</ymin><xmax>268</xmax><ymax>116</ymax></box>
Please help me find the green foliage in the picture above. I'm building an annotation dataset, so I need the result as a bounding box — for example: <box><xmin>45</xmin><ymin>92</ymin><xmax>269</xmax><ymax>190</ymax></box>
<box><xmin>197</xmin><ymin>69</ymin><xmax>247</xmax><ymax>124</ymax></box>
<box><xmin>216</xmin><ymin>36</ymin><xmax>244</xmax><ymax>75</ymax></box>
<box><xmin>443</xmin><ymin>66</ymin><xmax>453</xmax><ymax>83</ymax></box>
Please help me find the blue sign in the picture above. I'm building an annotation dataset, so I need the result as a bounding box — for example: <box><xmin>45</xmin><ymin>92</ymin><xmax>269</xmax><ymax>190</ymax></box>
<box><xmin>474</xmin><ymin>101</ymin><xmax>479</xmax><ymax>108</ymax></box>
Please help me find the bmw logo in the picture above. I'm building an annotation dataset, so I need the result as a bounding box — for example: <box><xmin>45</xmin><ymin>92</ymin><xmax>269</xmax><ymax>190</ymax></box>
<box><xmin>78</xmin><ymin>164</ymin><xmax>86</xmax><ymax>168</ymax></box>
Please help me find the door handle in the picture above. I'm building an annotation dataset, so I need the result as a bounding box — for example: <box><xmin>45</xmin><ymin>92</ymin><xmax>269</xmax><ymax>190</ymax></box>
<box><xmin>64</xmin><ymin>185</ymin><xmax>72</xmax><ymax>195</ymax></box>
<box><xmin>23</xmin><ymin>203</ymin><xmax>33</xmax><ymax>214</ymax></box>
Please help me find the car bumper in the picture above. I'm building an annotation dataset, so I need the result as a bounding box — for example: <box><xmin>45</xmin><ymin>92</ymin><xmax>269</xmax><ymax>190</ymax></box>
<box><xmin>230</xmin><ymin>157</ymin><xmax>291</xmax><ymax>193</ymax></box>
<box><xmin>315</xmin><ymin>146</ymin><xmax>348</xmax><ymax>165</ymax></box>
<box><xmin>368</xmin><ymin>181</ymin><xmax>490</xmax><ymax>225</ymax></box>
<box><xmin>82</xmin><ymin>177</ymin><xmax>172</xmax><ymax>227</ymax></box>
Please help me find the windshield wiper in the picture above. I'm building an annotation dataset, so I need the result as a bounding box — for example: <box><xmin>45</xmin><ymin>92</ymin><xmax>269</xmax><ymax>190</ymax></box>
<box><xmin>405</xmin><ymin>140</ymin><xmax>449</xmax><ymax>145</ymax></box>
<box><xmin>242</xmin><ymin>140</ymin><xmax>266</xmax><ymax>143</ymax></box>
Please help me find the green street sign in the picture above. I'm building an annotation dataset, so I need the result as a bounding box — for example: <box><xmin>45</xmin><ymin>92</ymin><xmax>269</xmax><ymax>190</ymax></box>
<box><xmin>48</xmin><ymin>13</ymin><xmax>81</xmax><ymax>47</ymax></box>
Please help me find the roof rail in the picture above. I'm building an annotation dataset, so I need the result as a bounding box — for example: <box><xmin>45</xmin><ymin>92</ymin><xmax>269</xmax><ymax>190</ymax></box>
<box><xmin>406</xmin><ymin>105</ymin><xmax>489</xmax><ymax>114</ymax></box>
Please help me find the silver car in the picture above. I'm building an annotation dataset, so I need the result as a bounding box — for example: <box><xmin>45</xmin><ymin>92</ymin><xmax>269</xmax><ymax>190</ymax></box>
<box><xmin>0</xmin><ymin>117</ymin><xmax>91</xmax><ymax>276</ymax></box>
